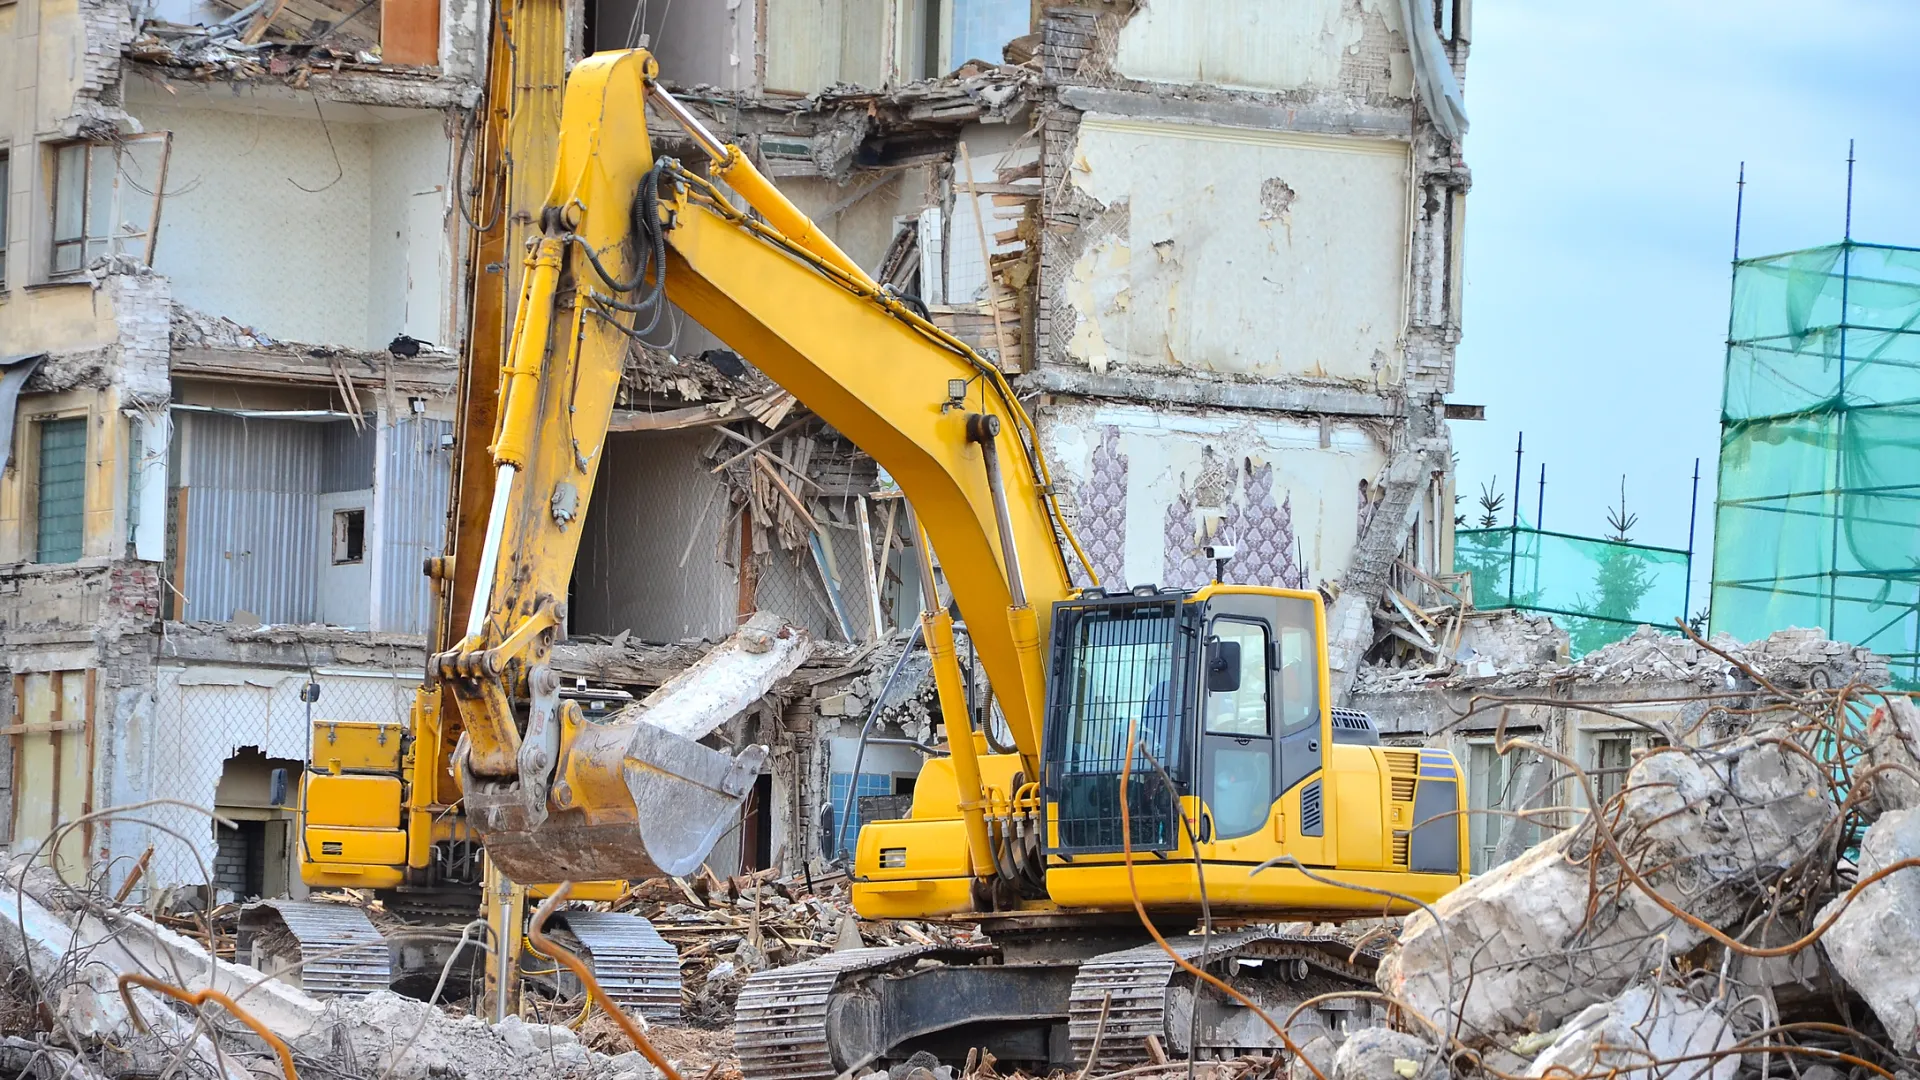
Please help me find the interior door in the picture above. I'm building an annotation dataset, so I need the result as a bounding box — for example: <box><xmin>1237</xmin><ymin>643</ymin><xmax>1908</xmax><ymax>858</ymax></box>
<box><xmin>318</xmin><ymin>489</ymin><xmax>373</xmax><ymax>628</ymax></box>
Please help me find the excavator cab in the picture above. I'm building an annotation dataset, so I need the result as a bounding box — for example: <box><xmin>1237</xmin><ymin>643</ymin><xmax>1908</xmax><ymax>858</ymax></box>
<box><xmin>1043</xmin><ymin>585</ymin><xmax>1328</xmax><ymax>862</ymax></box>
<box><xmin>1038</xmin><ymin>584</ymin><xmax>1466</xmax><ymax>914</ymax></box>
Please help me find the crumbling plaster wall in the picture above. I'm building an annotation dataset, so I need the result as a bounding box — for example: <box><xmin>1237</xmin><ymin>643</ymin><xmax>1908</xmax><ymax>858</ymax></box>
<box><xmin>1111</xmin><ymin>0</ymin><xmax>1413</xmax><ymax>101</ymax></box>
<box><xmin>1034</xmin><ymin>2</ymin><xmax>1466</xmax><ymax>701</ymax></box>
<box><xmin>1056</xmin><ymin>116</ymin><xmax>1410</xmax><ymax>382</ymax></box>
<box><xmin>131</xmin><ymin>93</ymin><xmax>454</xmax><ymax>350</ymax></box>
<box><xmin>1038</xmin><ymin>398</ymin><xmax>1388</xmax><ymax>592</ymax></box>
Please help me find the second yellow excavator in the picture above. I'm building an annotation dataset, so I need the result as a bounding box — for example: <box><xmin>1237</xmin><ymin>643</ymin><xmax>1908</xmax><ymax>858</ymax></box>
<box><xmin>312</xmin><ymin>43</ymin><xmax>1470</xmax><ymax>1075</ymax></box>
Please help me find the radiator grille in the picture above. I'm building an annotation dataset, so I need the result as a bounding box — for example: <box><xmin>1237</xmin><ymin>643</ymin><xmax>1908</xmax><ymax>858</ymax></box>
<box><xmin>1391</xmin><ymin>830</ymin><xmax>1411</xmax><ymax>866</ymax></box>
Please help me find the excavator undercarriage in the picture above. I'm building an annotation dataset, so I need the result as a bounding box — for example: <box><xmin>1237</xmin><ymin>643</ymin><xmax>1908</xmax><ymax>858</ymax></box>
<box><xmin>735</xmin><ymin>922</ymin><xmax>1389</xmax><ymax>1080</ymax></box>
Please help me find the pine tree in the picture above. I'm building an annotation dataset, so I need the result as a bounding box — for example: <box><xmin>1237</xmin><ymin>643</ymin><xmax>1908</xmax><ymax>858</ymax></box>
<box><xmin>1572</xmin><ymin>478</ymin><xmax>1657</xmax><ymax>654</ymax></box>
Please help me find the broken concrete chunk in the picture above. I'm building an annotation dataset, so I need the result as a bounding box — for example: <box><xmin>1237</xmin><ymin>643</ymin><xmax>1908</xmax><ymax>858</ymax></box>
<box><xmin>1523</xmin><ymin>985</ymin><xmax>1737</xmax><ymax>1080</ymax></box>
<box><xmin>1818</xmin><ymin>807</ymin><xmax>1920</xmax><ymax>1052</ymax></box>
<box><xmin>633</xmin><ymin>612</ymin><xmax>811</xmax><ymax>741</ymax></box>
<box><xmin>1380</xmin><ymin>733</ymin><xmax>1833</xmax><ymax>1040</ymax></box>
<box><xmin>1286</xmin><ymin>1033</ymin><xmax>1336</xmax><ymax>1080</ymax></box>
<box><xmin>1862</xmin><ymin>697</ymin><xmax>1920</xmax><ymax>816</ymax></box>
<box><xmin>1331</xmin><ymin>1027</ymin><xmax>1433</xmax><ymax>1080</ymax></box>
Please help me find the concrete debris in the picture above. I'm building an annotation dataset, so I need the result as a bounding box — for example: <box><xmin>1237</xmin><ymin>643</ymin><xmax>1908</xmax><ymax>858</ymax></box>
<box><xmin>1452</xmin><ymin>610</ymin><xmax>1569</xmax><ymax>677</ymax></box>
<box><xmin>1359</xmin><ymin>621</ymin><xmax>1888</xmax><ymax>696</ymax></box>
<box><xmin>1331</xmin><ymin>1027</ymin><xmax>1434</xmax><ymax>1080</ymax></box>
<box><xmin>1286</xmin><ymin>1033</ymin><xmax>1337</xmax><ymax>1080</ymax></box>
<box><xmin>633</xmin><ymin>611</ymin><xmax>812</xmax><ymax>741</ymax></box>
<box><xmin>1380</xmin><ymin>728</ymin><xmax>1834</xmax><ymax>1040</ymax></box>
<box><xmin>1860</xmin><ymin>695</ymin><xmax>1920</xmax><ymax>816</ymax></box>
<box><xmin>1563</xmin><ymin>626</ymin><xmax>1888</xmax><ymax>690</ymax></box>
<box><xmin>1817</xmin><ymin>807</ymin><xmax>1920</xmax><ymax>1052</ymax></box>
<box><xmin>1521</xmin><ymin>984</ymin><xmax>1737</xmax><ymax>1080</ymax></box>
<box><xmin>304</xmin><ymin>992</ymin><xmax>654</xmax><ymax>1080</ymax></box>
<box><xmin>0</xmin><ymin>863</ymin><xmax>656</xmax><ymax>1080</ymax></box>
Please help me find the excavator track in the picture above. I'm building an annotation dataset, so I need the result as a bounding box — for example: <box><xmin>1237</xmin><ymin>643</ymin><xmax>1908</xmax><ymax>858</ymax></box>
<box><xmin>545</xmin><ymin>911</ymin><xmax>684</xmax><ymax>1020</ymax></box>
<box><xmin>238</xmin><ymin>899</ymin><xmax>392</xmax><ymax>997</ymax></box>
<box><xmin>1069</xmin><ymin>931</ymin><xmax>1385</xmax><ymax>1067</ymax></box>
<box><xmin>733</xmin><ymin>931</ymin><xmax>1385</xmax><ymax>1079</ymax></box>
<box><xmin>735</xmin><ymin>945</ymin><xmax>943</xmax><ymax>1080</ymax></box>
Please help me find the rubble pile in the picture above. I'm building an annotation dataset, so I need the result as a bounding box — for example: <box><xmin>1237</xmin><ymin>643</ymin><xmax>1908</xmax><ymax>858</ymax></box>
<box><xmin>1360</xmin><ymin>622</ymin><xmax>1891</xmax><ymax>696</ymax></box>
<box><xmin>610</xmin><ymin>867</ymin><xmax>974</xmax><ymax>1026</ymax></box>
<box><xmin>1362</xmin><ymin>675</ymin><xmax>1920</xmax><ymax>1080</ymax></box>
<box><xmin>0</xmin><ymin>860</ymin><xmax>655</xmax><ymax>1080</ymax></box>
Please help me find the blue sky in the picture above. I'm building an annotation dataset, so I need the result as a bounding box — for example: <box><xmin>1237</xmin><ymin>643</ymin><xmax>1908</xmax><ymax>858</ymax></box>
<box><xmin>1447</xmin><ymin>1</ymin><xmax>1920</xmax><ymax>618</ymax></box>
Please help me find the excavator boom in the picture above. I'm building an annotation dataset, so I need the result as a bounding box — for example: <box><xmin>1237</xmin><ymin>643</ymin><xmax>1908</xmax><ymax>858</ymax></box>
<box><xmin>438</xmin><ymin>47</ymin><xmax>1083</xmax><ymax>884</ymax></box>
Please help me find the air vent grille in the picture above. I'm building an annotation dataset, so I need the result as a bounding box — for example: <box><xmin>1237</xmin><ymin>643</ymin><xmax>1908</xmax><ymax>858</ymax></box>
<box><xmin>1391</xmin><ymin>830</ymin><xmax>1410</xmax><ymax>866</ymax></box>
<box><xmin>1300</xmin><ymin>780</ymin><xmax>1324</xmax><ymax>836</ymax></box>
<box><xmin>1385</xmin><ymin>751</ymin><xmax>1420</xmax><ymax>802</ymax></box>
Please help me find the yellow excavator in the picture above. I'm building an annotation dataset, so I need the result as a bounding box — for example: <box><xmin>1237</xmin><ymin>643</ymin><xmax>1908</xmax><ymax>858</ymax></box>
<box><xmin>273</xmin><ymin>39</ymin><xmax>1471</xmax><ymax>1070</ymax></box>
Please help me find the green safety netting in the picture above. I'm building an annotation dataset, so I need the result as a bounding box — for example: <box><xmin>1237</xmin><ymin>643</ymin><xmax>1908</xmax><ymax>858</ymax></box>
<box><xmin>1455</xmin><ymin>525</ymin><xmax>1691</xmax><ymax>656</ymax></box>
<box><xmin>1711</xmin><ymin>241</ymin><xmax>1920</xmax><ymax>687</ymax></box>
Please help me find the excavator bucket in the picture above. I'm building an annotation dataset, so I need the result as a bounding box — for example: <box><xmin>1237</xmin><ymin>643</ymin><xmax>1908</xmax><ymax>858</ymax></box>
<box><xmin>465</xmin><ymin>716</ymin><xmax>768</xmax><ymax>884</ymax></box>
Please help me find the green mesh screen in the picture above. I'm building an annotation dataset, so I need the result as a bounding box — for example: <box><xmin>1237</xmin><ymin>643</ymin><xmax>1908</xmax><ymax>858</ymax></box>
<box><xmin>1455</xmin><ymin>525</ymin><xmax>1690</xmax><ymax>656</ymax></box>
<box><xmin>1711</xmin><ymin>241</ymin><xmax>1920</xmax><ymax>687</ymax></box>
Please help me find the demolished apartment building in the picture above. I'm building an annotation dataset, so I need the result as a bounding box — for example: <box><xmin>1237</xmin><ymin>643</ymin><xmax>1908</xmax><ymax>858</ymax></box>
<box><xmin>0</xmin><ymin>0</ymin><xmax>1473</xmax><ymax>897</ymax></box>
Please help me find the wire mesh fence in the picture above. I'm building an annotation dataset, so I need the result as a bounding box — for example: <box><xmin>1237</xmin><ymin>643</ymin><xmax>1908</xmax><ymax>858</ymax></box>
<box><xmin>126</xmin><ymin>664</ymin><xmax>417</xmax><ymax>893</ymax></box>
<box><xmin>1456</xmin><ymin>525</ymin><xmax>1691</xmax><ymax>656</ymax></box>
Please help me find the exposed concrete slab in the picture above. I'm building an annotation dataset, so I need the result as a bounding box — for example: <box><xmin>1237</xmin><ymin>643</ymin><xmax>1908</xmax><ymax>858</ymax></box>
<box><xmin>1059</xmin><ymin>85</ymin><xmax>1413</xmax><ymax>140</ymax></box>
<box><xmin>1022</xmin><ymin>367</ymin><xmax>1404</xmax><ymax>417</ymax></box>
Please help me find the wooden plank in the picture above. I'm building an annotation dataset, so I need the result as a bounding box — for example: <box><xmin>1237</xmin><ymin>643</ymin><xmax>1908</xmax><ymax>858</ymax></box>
<box><xmin>607</xmin><ymin>403</ymin><xmax>744</xmax><ymax>432</ymax></box>
<box><xmin>1387</xmin><ymin>590</ymin><xmax>1436</xmax><ymax>650</ymax></box>
<box><xmin>381</xmin><ymin>0</ymin><xmax>440</xmax><ymax>65</ymax></box>
<box><xmin>171</xmin><ymin>487</ymin><xmax>189</xmax><ymax>620</ymax></box>
<box><xmin>957</xmin><ymin>142</ymin><xmax>1014</xmax><ymax>373</ymax></box>
<box><xmin>0</xmin><ymin>721</ymin><xmax>87</xmax><ymax>735</ymax></box>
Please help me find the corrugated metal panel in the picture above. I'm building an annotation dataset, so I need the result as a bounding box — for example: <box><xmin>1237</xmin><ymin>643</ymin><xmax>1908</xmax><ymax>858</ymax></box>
<box><xmin>181</xmin><ymin>413</ymin><xmax>324</xmax><ymax>625</ymax></box>
<box><xmin>574</xmin><ymin>430</ymin><xmax>735</xmax><ymax>642</ymax></box>
<box><xmin>321</xmin><ymin>420</ymin><xmax>377</xmax><ymax>494</ymax></box>
<box><xmin>377</xmin><ymin>417</ymin><xmax>451</xmax><ymax>634</ymax></box>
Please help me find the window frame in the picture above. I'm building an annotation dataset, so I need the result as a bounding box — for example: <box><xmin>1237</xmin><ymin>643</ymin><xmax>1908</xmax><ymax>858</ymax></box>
<box><xmin>45</xmin><ymin>134</ymin><xmax>172</xmax><ymax>282</ymax></box>
<box><xmin>331</xmin><ymin>507</ymin><xmax>366</xmax><ymax>565</ymax></box>
<box><xmin>0</xmin><ymin>148</ymin><xmax>11</xmax><ymax>290</ymax></box>
<box><xmin>31</xmin><ymin>414</ymin><xmax>90</xmax><ymax>565</ymax></box>
<box><xmin>1202</xmin><ymin>616</ymin><xmax>1272</xmax><ymax>738</ymax></box>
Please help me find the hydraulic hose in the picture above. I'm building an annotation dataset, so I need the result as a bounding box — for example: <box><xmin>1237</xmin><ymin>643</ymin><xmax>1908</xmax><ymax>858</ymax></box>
<box><xmin>833</xmin><ymin>623</ymin><xmax>927</xmax><ymax>863</ymax></box>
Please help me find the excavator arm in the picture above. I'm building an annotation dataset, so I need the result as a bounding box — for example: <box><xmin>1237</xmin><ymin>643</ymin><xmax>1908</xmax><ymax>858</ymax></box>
<box><xmin>442</xmin><ymin>48</ymin><xmax>1088</xmax><ymax>885</ymax></box>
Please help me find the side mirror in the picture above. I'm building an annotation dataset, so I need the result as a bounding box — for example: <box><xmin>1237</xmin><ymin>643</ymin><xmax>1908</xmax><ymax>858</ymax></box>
<box><xmin>1206</xmin><ymin>638</ymin><xmax>1242</xmax><ymax>693</ymax></box>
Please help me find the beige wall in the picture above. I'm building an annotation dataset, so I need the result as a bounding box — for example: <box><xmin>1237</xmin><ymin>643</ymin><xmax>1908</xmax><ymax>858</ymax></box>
<box><xmin>0</xmin><ymin>385</ymin><xmax>129</xmax><ymax>564</ymax></box>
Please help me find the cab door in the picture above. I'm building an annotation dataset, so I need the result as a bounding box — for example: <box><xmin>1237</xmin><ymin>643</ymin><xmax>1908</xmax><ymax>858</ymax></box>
<box><xmin>1199</xmin><ymin>614</ymin><xmax>1274</xmax><ymax>842</ymax></box>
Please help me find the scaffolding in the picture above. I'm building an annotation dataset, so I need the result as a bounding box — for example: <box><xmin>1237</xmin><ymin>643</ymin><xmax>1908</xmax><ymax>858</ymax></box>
<box><xmin>1711</xmin><ymin>241</ymin><xmax>1920</xmax><ymax>686</ymax></box>
<box><xmin>1456</xmin><ymin>523</ymin><xmax>1691</xmax><ymax>656</ymax></box>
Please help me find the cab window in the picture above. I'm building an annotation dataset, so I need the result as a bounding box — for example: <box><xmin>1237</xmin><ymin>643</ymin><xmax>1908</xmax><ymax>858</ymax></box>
<box><xmin>1204</xmin><ymin>620</ymin><xmax>1269</xmax><ymax>736</ymax></box>
<box><xmin>1275</xmin><ymin>600</ymin><xmax>1320</xmax><ymax>734</ymax></box>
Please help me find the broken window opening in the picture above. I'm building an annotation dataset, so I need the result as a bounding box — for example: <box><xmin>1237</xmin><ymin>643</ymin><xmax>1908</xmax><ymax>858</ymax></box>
<box><xmin>47</xmin><ymin>134</ymin><xmax>171</xmax><ymax>280</ymax></box>
<box><xmin>332</xmin><ymin>507</ymin><xmax>366</xmax><ymax>564</ymax></box>
<box><xmin>1591</xmin><ymin>730</ymin><xmax>1668</xmax><ymax>808</ymax></box>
